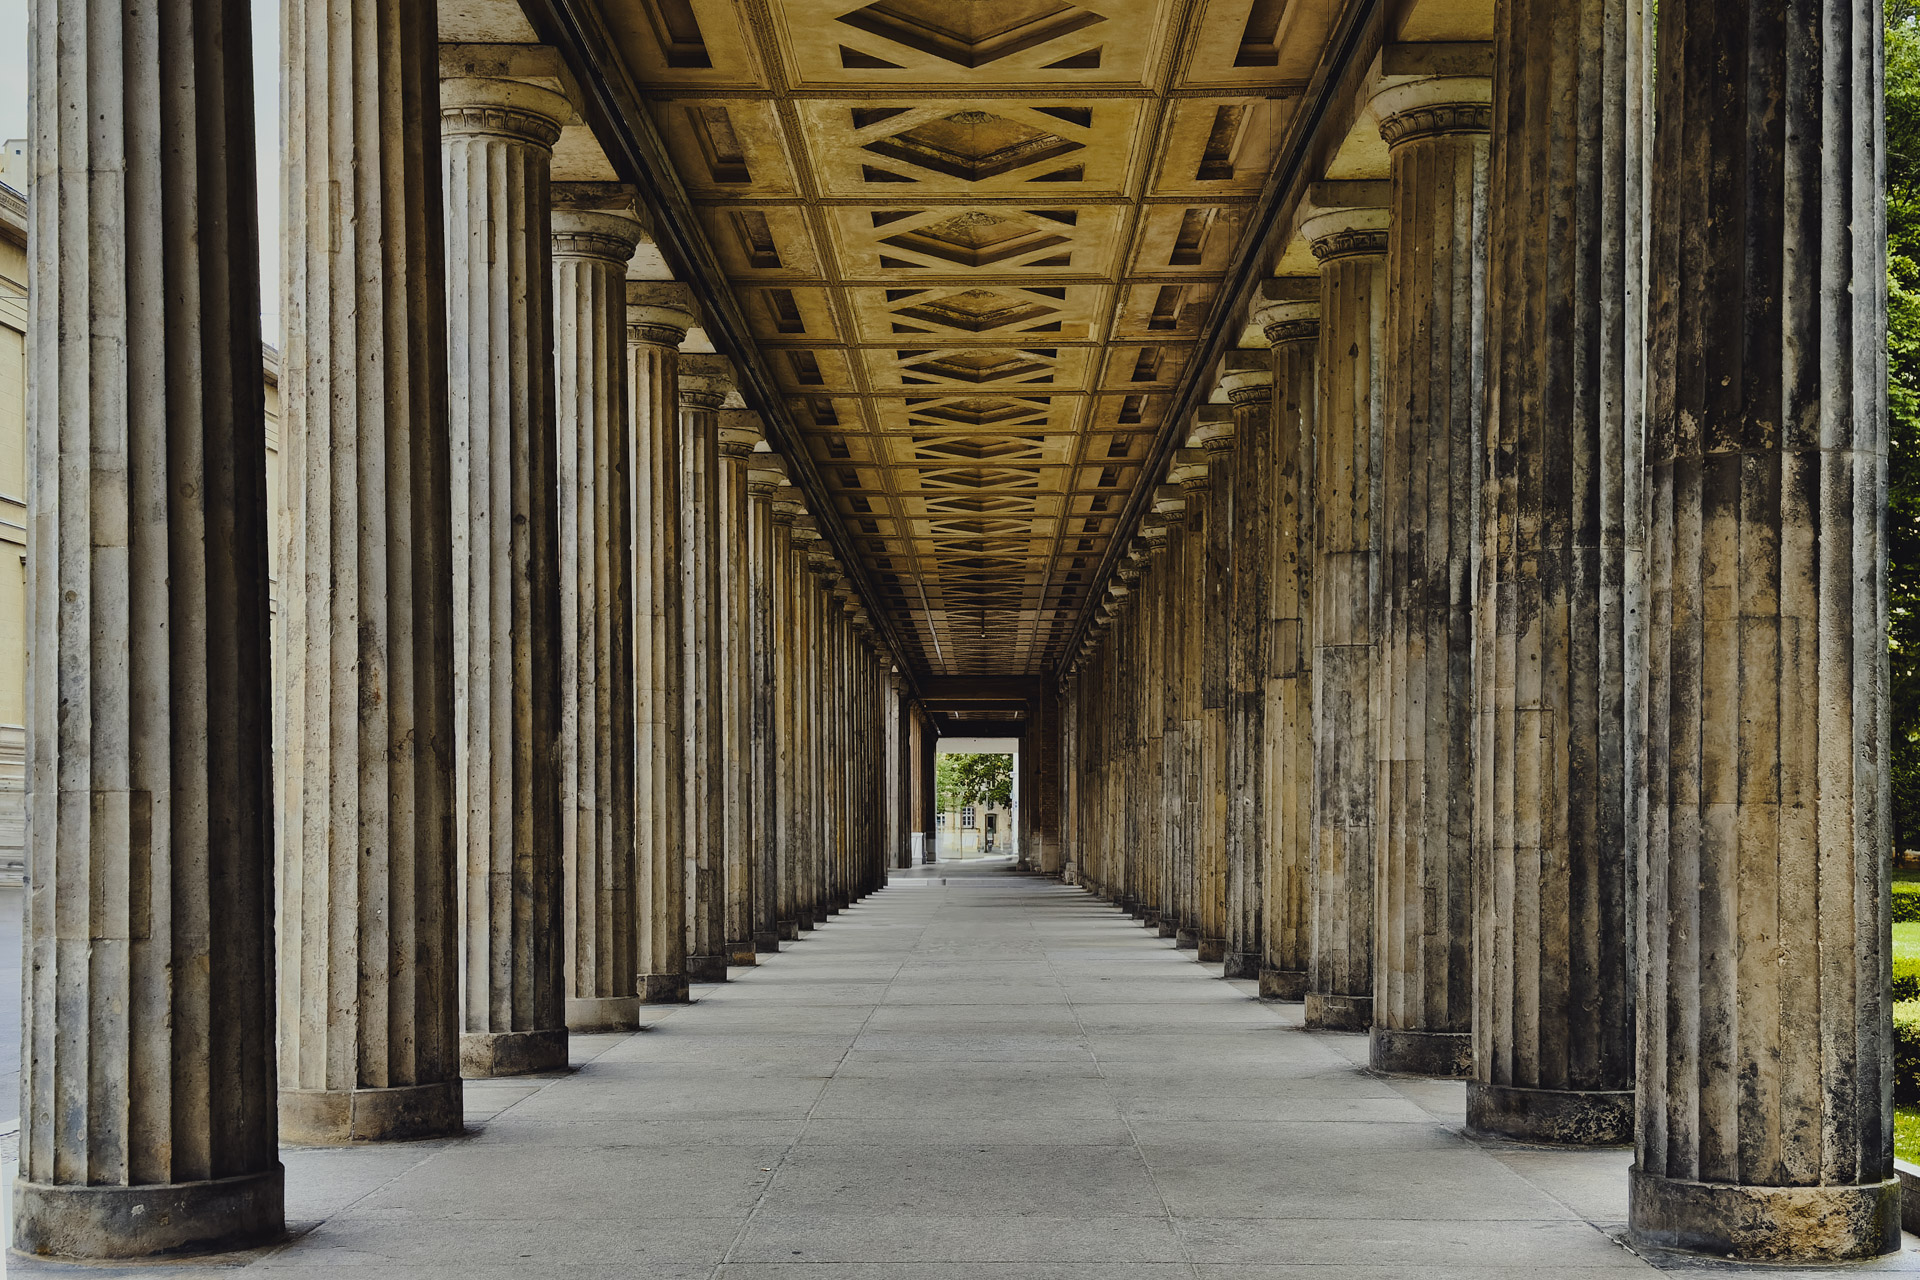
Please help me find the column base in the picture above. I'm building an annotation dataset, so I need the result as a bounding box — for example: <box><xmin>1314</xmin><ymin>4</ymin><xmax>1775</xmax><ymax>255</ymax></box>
<box><xmin>1197</xmin><ymin>937</ymin><xmax>1226</xmax><ymax>964</ymax></box>
<box><xmin>811</xmin><ymin>911</ymin><xmax>830</xmax><ymax>928</ymax></box>
<box><xmin>728</xmin><ymin>944</ymin><xmax>759</xmax><ymax>967</ymax></box>
<box><xmin>1467</xmin><ymin>1081</ymin><xmax>1634</xmax><ymax>1146</ymax></box>
<box><xmin>1174</xmin><ymin>928</ymin><xmax>1199</xmax><ymax>950</ymax></box>
<box><xmin>566</xmin><ymin>995</ymin><xmax>641</xmax><ymax>1033</ymax></box>
<box><xmin>1222</xmin><ymin>950</ymin><xmax>1260</xmax><ymax>980</ymax></box>
<box><xmin>639</xmin><ymin>972</ymin><xmax>691</xmax><ymax>1004</ymax></box>
<box><xmin>460</xmin><ymin>1027</ymin><xmax>569</xmax><ymax>1077</ymax></box>
<box><xmin>1141</xmin><ymin>910</ymin><xmax>1161</xmax><ymax>929</ymax></box>
<box><xmin>1259</xmin><ymin>968</ymin><xmax>1308</xmax><ymax>1001</ymax></box>
<box><xmin>280</xmin><ymin>1080</ymin><xmax>464</xmax><ymax>1144</ymax></box>
<box><xmin>1304</xmin><ymin>991</ymin><xmax>1372</xmax><ymax>1031</ymax></box>
<box><xmin>1369</xmin><ymin>1027</ymin><xmax>1471</xmax><ymax>1077</ymax></box>
<box><xmin>13</xmin><ymin>1167</ymin><xmax>285</xmax><ymax>1260</ymax></box>
<box><xmin>778</xmin><ymin>920</ymin><xmax>800</xmax><ymax>942</ymax></box>
<box><xmin>1155</xmin><ymin>919</ymin><xmax>1177</xmax><ymax>938</ymax></box>
<box><xmin>1627</xmin><ymin>1166</ymin><xmax>1900</xmax><ymax>1262</ymax></box>
<box><xmin>686</xmin><ymin>954</ymin><xmax>729</xmax><ymax>982</ymax></box>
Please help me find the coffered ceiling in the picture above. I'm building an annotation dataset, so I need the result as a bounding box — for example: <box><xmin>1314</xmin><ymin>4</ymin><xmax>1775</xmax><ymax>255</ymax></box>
<box><xmin>599</xmin><ymin>0</ymin><xmax>1329</xmax><ymax>676</ymax></box>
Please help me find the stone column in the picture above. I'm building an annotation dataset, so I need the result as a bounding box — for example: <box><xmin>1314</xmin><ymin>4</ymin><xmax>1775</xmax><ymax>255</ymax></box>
<box><xmin>1192</xmin><ymin>413</ymin><xmax>1237</xmax><ymax>974</ymax></box>
<box><xmin>717</xmin><ymin>411</ymin><xmax>764</xmax><ymax>966</ymax></box>
<box><xmin>1223</xmin><ymin>358</ymin><xmax>1275</xmax><ymax>979</ymax></box>
<box><xmin>17</xmin><ymin>0</ymin><xmax>283</xmax><ymax>1254</ymax></box>
<box><xmin>1370</xmin><ymin>79</ymin><xmax>1489</xmax><ymax>1078</ymax></box>
<box><xmin>1153</xmin><ymin>486</ymin><xmax>1193</xmax><ymax>946</ymax></box>
<box><xmin>1629</xmin><ymin>0</ymin><xmax>1896</xmax><ymax>1260</ymax></box>
<box><xmin>1305</xmin><ymin>207</ymin><xmax>1388</xmax><ymax>1031</ymax></box>
<box><xmin>279</xmin><ymin>0</ymin><xmax>463</xmax><ymax>1145</ymax></box>
<box><xmin>1141</xmin><ymin>518</ymin><xmax>1170</xmax><ymax>931</ymax></box>
<box><xmin>628</xmin><ymin>283</ymin><xmax>695</xmax><ymax>1003</ymax></box>
<box><xmin>679</xmin><ymin>353</ymin><xmax>733</xmax><ymax>982</ymax></box>
<box><xmin>1470</xmin><ymin>0</ymin><xmax>1642</xmax><ymax>1142</ymax></box>
<box><xmin>750</xmin><ymin>457</ymin><xmax>791</xmax><ymax>951</ymax></box>
<box><xmin>772</xmin><ymin>495</ymin><xmax>804</xmax><ymax>932</ymax></box>
<box><xmin>1255</xmin><ymin>290</ymin><xmax>1320</xmax><ymax>1001</ymax></box>
<box><xmin>442</xmin><ymin>76</ymin><xmax>570</xmax><ymax>1077</ymax></box>
<box><xmin>551</xmin><ymin>193</ymin><xmax>646</xmax><ymax>1032</ymax></box>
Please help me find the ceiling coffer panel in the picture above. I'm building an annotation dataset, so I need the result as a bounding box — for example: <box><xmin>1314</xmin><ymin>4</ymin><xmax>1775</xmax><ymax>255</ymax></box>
<box><xmin>625</xmin><ymin>0</ymin><xmax>1303</xmax><ymax>675</ymax></box>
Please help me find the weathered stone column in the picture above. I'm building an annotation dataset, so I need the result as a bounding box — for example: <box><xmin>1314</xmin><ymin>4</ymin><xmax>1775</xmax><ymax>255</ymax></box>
<box><xmin>717</xmin><ymin>410</ymin><xmax>764</xmax><ymax>966</ymax></box>
<box><xmin>1140</xmin><ymin>517</ymin><xmax>1171</xmax><ymax>932</ymax></box>
<box><xmin>772</xmin><ymin>494</ymin><xmax>805</xmax><ymax>933</ymax></box>
<box><xmin>442</xmin><ymin>75</ymin><xmax>570</xmax><ymax>1077</ymax></box>
<box><xmin>1223</xmin><ymin>358</ymin><xmax>1274</xmax><ymax>978</ymax></box>
<box><xmin>1370</xmin><ymin>79</ymin><xmax>1488</xmax><ymax>1078</ymax></box>
<box><xmin>1194</xmin><ymin>414</ymin><xmax>1237</xmax><ymax>971</ymax></box>
<box><xmin>679</xmin><ymin>353</ymin><xmax>733</xmax><ymax>981</ymax></box>
<box><xmin>749</xmin><ymin>456</ymin><xmax>791</xmax><ymax>952</ymax></box>
<box><xmin>628</xmin><ymin>283</ymin><xmax>695</xmax><ymax>1003</ymax></box>
<box><xmin>1470</xmin><ymin>0</ymin><xmax>1642</xmax><ymax>1142</ymax></box>
<box><xmin>1255</xmin><ymin>289</ymin><xmax>1319</xmax><ymax>1001</ymax></box>
<box><xmin>17</xmin><ymin>0</ymin><xmax>283</xmax><ymax>1253</ymax></box>
<box><xmin>279</xmin><ymin>0</ymin><xmax>463</xmax><ymax>1144</ymax></box>
<box><xmin>1305</xmin><ymin>207</ymin><xmax>1387</xmax><ymax>1031</ymax></box>
<box><xmin>1629</xmin><ymin>0</ymin><xmax>1896</xmax><ymax>1259</ymax></box>
<box><xmin>552</xmin><ymin>193</ymin><xmax>646</xmax><ymax>1033</ymax></box>
<box><xmin>1152</xmin><ymin>484</ymin><xmax>1192</xmax><ymax>945</ymax></box>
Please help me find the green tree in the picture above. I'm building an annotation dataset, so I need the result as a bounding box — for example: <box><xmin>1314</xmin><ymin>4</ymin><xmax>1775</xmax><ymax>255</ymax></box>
<box><xmin>1890</xmin><ymin>7</ymin><xmax>1920</xmax><ymax>850</ymax></box>
<box><xmin>935</xmin><ymin>752</ymin><xmax>1014</xmax><ymax>815</ymax></box>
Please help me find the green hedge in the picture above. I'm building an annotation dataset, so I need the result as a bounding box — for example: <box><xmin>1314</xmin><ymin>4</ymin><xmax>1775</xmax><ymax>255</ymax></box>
<box><xmin>1899</xmin><ymin>1001</ymin><xmax>1920</xmax><ymax>1105</ymax></box>
<box><xmin>1897</xmin><ymin>879</ymin><xmax>1920</xmax><ymax>923</ymax></box>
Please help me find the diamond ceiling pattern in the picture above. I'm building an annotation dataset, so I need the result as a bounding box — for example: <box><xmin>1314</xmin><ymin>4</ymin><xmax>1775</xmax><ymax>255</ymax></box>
<box><xmin>613</xmin><ymin>0</ymin><xmax>1318</xmax><ymax>675</ymax></box>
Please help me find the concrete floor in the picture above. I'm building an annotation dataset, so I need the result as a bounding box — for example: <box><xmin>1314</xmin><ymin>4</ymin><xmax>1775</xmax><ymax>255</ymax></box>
<box><xmin>13</xmin><ymin>864</ymin><xmax>1920</xmax><ymax>1277</ymax></box>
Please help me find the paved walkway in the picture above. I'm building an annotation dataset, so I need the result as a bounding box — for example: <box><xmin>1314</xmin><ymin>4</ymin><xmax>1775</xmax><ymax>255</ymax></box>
<box><xmin>18</xmin><ymin>862</ymin><xmax>1920</xmax><ymax>1277</ymax></box>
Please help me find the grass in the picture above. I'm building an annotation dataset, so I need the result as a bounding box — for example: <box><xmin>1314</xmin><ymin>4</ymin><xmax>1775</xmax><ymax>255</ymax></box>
<box><xmin>1900</xmin><ymin>1106</ymin><xmax>1920</xmax><ymax>1164</ymax></box>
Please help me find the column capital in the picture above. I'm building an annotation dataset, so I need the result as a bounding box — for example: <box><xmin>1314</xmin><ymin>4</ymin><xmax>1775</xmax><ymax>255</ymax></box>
<box><xmin>772</xmin><ymin>493</ymin><xmax>806</xmax><ymax>526</ymax></box>
<box><xmin>551</xmin><ymin>207</ymin><xmax>647</xmax><ymax>268</ymax></box>
<box><xmin>1371</xmin><ymin>77</ymin><xmax>1493</xmax><ymax>147</ymax></box>
<box><xmin>1152</xmin><ymin>482</ymin><xmax>1187</xmax><ymax>517</ymax></box>
<box><xmin>748</xmin><ymin>452</ymin><xmax>789</xmax><ymax>499</ymax></box>
<box><xmin>627</xmin><ymin>282</ymin><xmax>697</xmax><ymax>347</ymax></box>
<box><xmin>1219</xmin><ymin>350</ymin><xmax>1273</xmax><ymax>404</ymax></box>
<box><xmin>1301</xmin><ymin>207</ymin><xmax>1390</xmax><ymax>261</ymax></box>
<box><xmin>678</xmin><ymin>353</ymin><xmax>736</xmax><ymax>409</ymax></box>
<box><xmin>791</xmin><ymin>514</ymin><xmax>823</xmax><ymax>544</ymax></box>
<box><xmin>439</xmin><ymin>77</ymin><xmax>571</xmax><ymax>146</ymax></box>
<box><xmin>1170</xmin><ymin>446</ymin><xmax>1209</xmax><ymax>492</ymax></box>
<box><xmin>1140</xmin><ymin>514</ymin><xmax>1171</xmax><ymax>552</ymax></box>
<box><xmin>1189</xmin><ymin>405</ymin><xmax>1235</xmax><ymax>455</ymax></box>
<box><xmin>717</xmin><ymin>408</ymin><xmax>766</xmax><ymax>457</ymax></box>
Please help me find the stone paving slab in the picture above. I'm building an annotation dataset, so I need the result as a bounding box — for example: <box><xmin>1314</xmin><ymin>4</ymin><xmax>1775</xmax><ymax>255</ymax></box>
<box><xmin>13</xmin><ymin>862</ymin><xmax>1920</xmax><ymax>1277</ymax></box>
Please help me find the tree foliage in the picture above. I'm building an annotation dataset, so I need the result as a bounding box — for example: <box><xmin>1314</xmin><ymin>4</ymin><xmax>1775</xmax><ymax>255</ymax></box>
<box><xmin>1891</xmin><ymin>8</ymin><xmax>1920</xmax><ymax>849</ymax></box>
<box><xmin>935</xmin><ymin>752</ymin><xmax>1013</xmax><ymax>814</ymax></box>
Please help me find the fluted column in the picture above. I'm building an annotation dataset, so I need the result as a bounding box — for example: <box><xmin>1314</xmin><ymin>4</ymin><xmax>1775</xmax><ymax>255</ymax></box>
<box><xmin>1256</xmin><ymin>295</ymin><xmax>1320</xmax><ymax>1001</ymax></box>
<box><xmin>1630</xmin><ymin>0</ymin><xmax>1895</xmax><ymax>1259</ymax></box>
<box><xmin>1305</xmin><ymin>207</ymin><xmax>1388</xmax><ymax>1031</ymax></box>
<box><xmin>17</xmin><ymin>0</ymin><xmax>282</xmax><ymax>1254</ymax></box>
<box><xmin>1153</xmin><ymin>486</ymin><xmax>1193</xmax><ymax>946</ymax></box>
<box><xmin>1471</xmin><ymin>0</ymin><xmax>1642</xmax><ymax>1142</ymax></box>
<box><xmin>551</xmin><ymin>194</ymin><xmax>645</xmax><ymax>1032</ymax></box>
<box><xmin>442</xmin><ymin>76</ymin><xmax>570</xmax><ymax>1077</ymax></box>
<box><xmin>1370</xmin><ymin>80</ymin><xmax>1489</xmax><ymax>1078</ymax></box>
<box><xmin>628</xmin><ymin>284</ymin><xmax>694</xmax><ymax>1003</ymax></box>
<box><xmin>749</xmin><ymin>458</ymin><xmax>790</xmax><ymax>952</ymax></box>
<box><xmin>1185</xmin><ymin>416</ymin><xmax>1232</xmax><ymax>973</ymax></box>
<box><xmin>772</xmin><ymin>496</ymin><xmax>805</xmax><ymax>936</ymax></box>
<box><xmin>1223</xmin><ymin>359</ymin><xmax>1274</xmax><ymax>979</ymax></box>
<box><xmin>717</xmin><ymin>411</ymin><xmax>764</xmax><ymax>966</ymax></box>
<box><xmin>279</xmin><ymin>0</ymin><xmax>462</xmax><ymax>1145</ymax></box>
<box><xmin>679</xmin><ymin>353</ymin><xmax>733</xmax><ymax>982</ymax></box>
<box><xmin>1141</xmin><ymin>520</ymin><xmax>1170</xmax><ymax>931</ymax></box>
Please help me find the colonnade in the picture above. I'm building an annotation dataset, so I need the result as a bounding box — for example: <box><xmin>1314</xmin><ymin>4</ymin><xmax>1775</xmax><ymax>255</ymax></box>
<box><xmin>15</xmin><ymin>0</ymin><xmax>895</xmax><ymax>1259</ymax></box>
<box><xmin>1062</xmin><ymin>0</ymin><xmax>1895</xmax><ymax>1262</ymax></box>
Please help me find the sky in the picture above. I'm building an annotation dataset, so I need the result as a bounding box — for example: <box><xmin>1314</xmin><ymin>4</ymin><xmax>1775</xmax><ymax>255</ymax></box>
<box><xmin>0</xmin><ymin>0</ymin><xmax>286</xmax><ymax>343</ymax></box>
